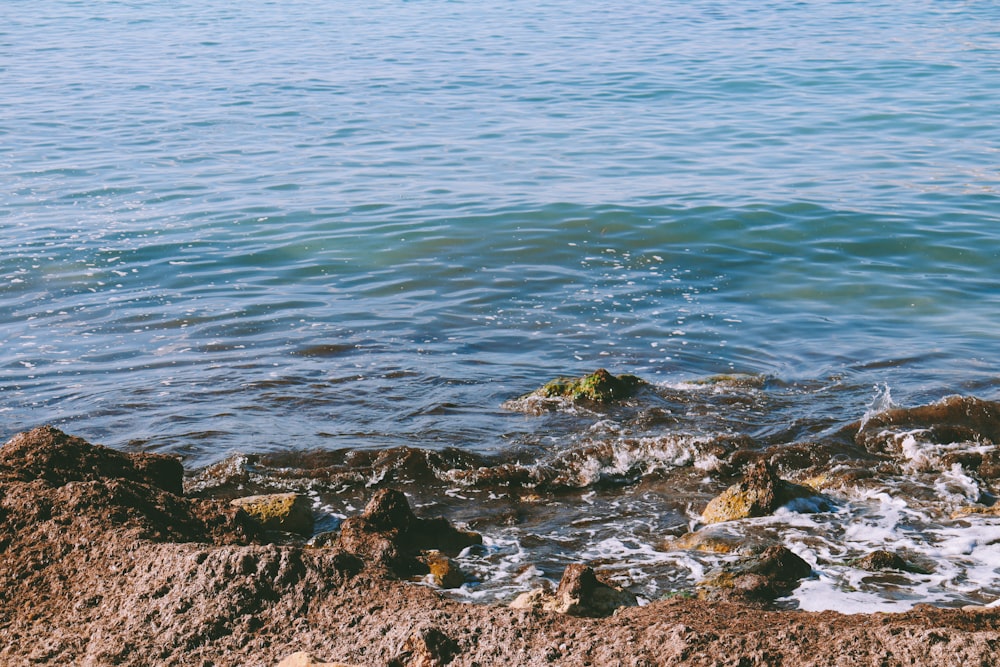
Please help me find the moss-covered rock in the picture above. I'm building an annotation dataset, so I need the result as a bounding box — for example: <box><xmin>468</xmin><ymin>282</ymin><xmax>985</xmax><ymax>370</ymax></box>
<box><xmin>537</xmin><ymin>369</ymin><xmax>648</xmax><ymax>403</ymax></box>
<box><xmin>230</xmin><ymin>493</ymin><xmax>314</xmax><ymax>536</ymax></box>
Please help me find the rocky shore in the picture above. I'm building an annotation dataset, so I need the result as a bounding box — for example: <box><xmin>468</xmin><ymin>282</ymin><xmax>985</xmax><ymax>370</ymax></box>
<box><xmin>2</xmin><ymin>424</ymin><xmax>1000</xmax><ymax>666</ymax></box>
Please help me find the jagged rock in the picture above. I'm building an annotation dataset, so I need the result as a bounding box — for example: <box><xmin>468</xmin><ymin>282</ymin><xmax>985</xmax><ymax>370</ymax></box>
<box><xmin>336</xmin><ymin>489</ymin><xmax>481</xmax><ymax>577</ymax></box>
<box><xmin>851</xmin><ymin>550</ymin><xmax>929</xmax><ymax>574</ymax></box>
<box><xmin>388</xmin><ymin>627</ymin><xmax>459</xmax><ymax>667</ymax></box>
<box><xmin>275</xmin><ymin>652</ymin><xmax>361</xmax><ymax>667</ymax></box>
<box><xmin>701</xmin><ymin>460</ymin><xmax>829</xmax><ymax>524</ymax></box>
<box><xmin>419</xmin><ymin>550</ymin><xmax>465</xmax><ymax>589</ymax></box>
<box><xmin>510</xmin><ymin>564</ymin><xmax>637</xmax><ymax>617</ymax></box>
<box><xmin>698</xmin><ymin>545</ymin><xmax>812</xmax><ymax>604</ymax></box>
<box><xmin>953</xmin><ymin>504</ymin><xmax>1000</xmax><ymax>519</ymax></box>
<box><xmin>0</xmin><ymin>425</ymin><xmax>184</xmax><ymax>495</ymax></box>
<box><xmin>0</xmin><ymin>426</ymin><xmax>259</xmax><ymax>546</ymax></box>
<box><xmin>231</xmin><ymin>493</ymin><xmax>314</xmax><ymax>536</ymax></box>
<box><xmin>850</xmin><ymin>396</ymin><xmax>1000</xmax><ymax>454</ymax></box>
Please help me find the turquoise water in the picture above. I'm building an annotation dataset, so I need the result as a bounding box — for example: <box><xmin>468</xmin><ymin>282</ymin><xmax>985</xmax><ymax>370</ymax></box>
<box><xmin>4</xmin><ymin>0</ymin><xmax>1000</xmax><ymax>610</ymax></box>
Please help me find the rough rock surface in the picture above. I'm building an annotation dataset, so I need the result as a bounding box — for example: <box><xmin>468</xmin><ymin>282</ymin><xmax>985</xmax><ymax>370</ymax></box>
<box><xmin>3</xmin><ymin>426</ymin><xmax>1000</xmax><ymax>666</ymax></box>
<box><xmin>231</xmin><ymin>492</ymin><xmax>315</xmax><ymax>536</ymax></box>
<box><xmin>699</xmin><ymin>545</ymin><xmax>813</xmax><ymax>604</ymax></box>
<box><xmin>511</xmin><ymin>564</ymin><xmax>638</xmax><ymax>617</ymax></box>
<box><xmin>507</xmin><ymin>368</ymin><xmax>648</xmax><ymax>408</ymax></box>
<box><xmin>336</xmin><ymin>488</ymin><xmax>481</xmax><ymax>577</ymax></box>
<box><xmin>702</xmin><ymin>460</ymin><xmax>828</xmax><ymax>524</ymax></box>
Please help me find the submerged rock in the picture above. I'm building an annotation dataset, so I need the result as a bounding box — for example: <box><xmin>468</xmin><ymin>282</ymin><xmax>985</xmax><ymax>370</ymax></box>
<box><xmin>231</xmin><ymin>492</ymin><xmax>314</xmax><ymax>536</ymax></box>
<box><xmin>698</xmin><ymin>545</ymin><xmax>812</xmax><ymax>604</ymax></box>
<box><xmin>510</xmin><ymin>564</ymin><xmax>637</xmax><ymax>617</ymax></box>
<box><xmin>701</xmin><ymin>460</ymin><xmax>830</xmax><ymax>524</ymax></box>
<box><xmin>851</xmin><ymin>550</ymin><xmax>929</xmax><ymax>574</ymax></box>
<box><xmin>852</xmin><ymin>395</ymin><xmax>1000</xmax><ymax>454</ymax></box>
<box><xmin>336</xmin><ymin>488</ymin><xmax>481</xmax><ymax>577</ymax></box>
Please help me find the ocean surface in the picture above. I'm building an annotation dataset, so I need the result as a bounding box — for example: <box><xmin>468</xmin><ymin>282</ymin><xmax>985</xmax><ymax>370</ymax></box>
<box><xmin>4</xmin><ymin>0</ymin><xmax>1000</xmax><ymax>612</ymax></box>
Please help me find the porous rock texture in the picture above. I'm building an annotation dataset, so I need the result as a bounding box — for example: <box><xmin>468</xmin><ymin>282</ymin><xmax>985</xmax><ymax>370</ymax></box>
<box><xmin>2</xmin><ymin>426</ymin><xmax>1000</xmax><ymax>666</ymax></box>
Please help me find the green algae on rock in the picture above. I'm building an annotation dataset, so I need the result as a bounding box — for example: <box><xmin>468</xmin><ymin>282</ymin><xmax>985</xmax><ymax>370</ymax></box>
<box><xmin>506</xmin><ymin>369</ymin><xmax>649</xmax><ymax>412</ymax></box>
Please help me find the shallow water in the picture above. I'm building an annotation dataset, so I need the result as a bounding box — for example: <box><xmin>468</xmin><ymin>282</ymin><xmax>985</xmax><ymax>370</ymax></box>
<box><xmin>3</xmin><ymin>0</ymin><xmax>1000</xmax><ymax>612</ymax></box>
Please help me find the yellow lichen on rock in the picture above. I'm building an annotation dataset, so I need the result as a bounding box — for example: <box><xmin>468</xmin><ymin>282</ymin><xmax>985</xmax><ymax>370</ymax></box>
<box><xmin>231</xmin><ymin>492</ymin><xmax>314</xmax><ymax>536</ymax></box>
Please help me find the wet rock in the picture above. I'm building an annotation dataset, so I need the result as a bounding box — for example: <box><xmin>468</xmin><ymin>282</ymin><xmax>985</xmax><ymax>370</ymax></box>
<box><xmin>952</xmin><ymin>504</ymin><xmax>1000</xmax><ymax>519</ymax></box>
<box><xmin>231</xmin><ymin>493</ymin><xmax>314</xmax><ymax>536</ymax></box>
<box><xmin>665</xmin><ymin>526</ymin><xmax>778</xmax><ymax>555</ymax></box>
<box><xmin>851</xmin><ymin>396</ymin><xmax>1000</xmax><ymax>455</ymax></box>
<box><xmin>419</xmin><ymin>550</ymin><xmax>465</xmax><ymax>589</ymax></box>
<box><xmin>336</xmin><ymin>489</ymin><xmax>481</xmax><ymax>576</ymax></box>
<box><xmin>851</xmin><ymin>550</ymin><xmax>929</xmax><ymax>574</ymax></box>
<box><xmin>509</xmin><ymin>368</ymin><xmax>648</xmax><ymax>407</ymax></box>
<box><xmin>699</xmin><ymin>545</ymin><xmax>812</xmax><ymax>604</ymax></box>
<box><xmin>388</xmin><ymin>627</ymin><xmax>459</xmax><ymax>667</ymax></box>
<box><xmin>701</xmin><ymin>460</ymin><xmax>829</xmax><ymax>524</ymax></box>
<box><xmin>510</xmin><ymin>564</ymin><xmax>638</xmax><ymax>617</ymax></box>
<box><xmin>276</xmin><ymin>652</ymin><xmax>361</xmax><ymax>667</ymax></box>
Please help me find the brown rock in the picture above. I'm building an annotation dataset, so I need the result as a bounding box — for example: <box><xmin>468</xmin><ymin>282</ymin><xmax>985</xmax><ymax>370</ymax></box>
<box><xmin>702</xmin><ymin>460</ymin><xmax>827</xmax><ymax>524</ymax></box>
<box><xmin>511</xmin><ymin>564</ymin><xmax>637</xmax><ymax>617</ymax></box>
<box><xmin>699</xmin><ymin>545</ymin><xmax>812</xmax><ymax>604</ymax></box>
<box><xmin>851</xmin><ymin>550</ymin><xmax>928</xmax><ymax>574</ymax></box>
<box><xmin>0</xmin><ymin>425</ymin><xmax>184</xmax><ymax>494</ymax></box>
<box><xmin>337</xmin><ymin>489</ymin><xmax>481</xmax><ymax>576</ymax></box>
<box><xmin>232</xmin><ymin>493</ymin><xmax>314</xmax><ymax>536</ymax></box>
<box><xmin>389</xmin><ymin>627</ymin><xmax>459</xmax><ymax>667</ymax></box>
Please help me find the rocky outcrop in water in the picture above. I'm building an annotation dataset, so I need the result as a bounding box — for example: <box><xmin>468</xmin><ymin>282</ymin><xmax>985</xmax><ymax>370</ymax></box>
<box><xmin>504</xmin><ymin>368</ymin><xmax>648</xmax><ymax>411</ymax></box>
<box><xmin>698</xmin><ymin>545</ymin><xmax>813</xmax><ymax>604</ymax></box>
<box><xmin>701</xmin><ymin>460</ymin><xmax>829</xmax><ymax>524</ymax></box>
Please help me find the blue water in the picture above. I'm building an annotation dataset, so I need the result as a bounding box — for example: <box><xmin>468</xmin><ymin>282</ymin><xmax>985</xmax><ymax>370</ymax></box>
<box><xmin>4</xmin><ymin>0</ymin><xmax>1000</xmax><ymax>455</ymax></box>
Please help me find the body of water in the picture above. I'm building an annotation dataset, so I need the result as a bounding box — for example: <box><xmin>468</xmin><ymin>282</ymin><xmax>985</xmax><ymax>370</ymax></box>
<box><xmin>4</xmin><ymin>0</ymin><xmax>1000</xmax><ymax>612</ymax></box>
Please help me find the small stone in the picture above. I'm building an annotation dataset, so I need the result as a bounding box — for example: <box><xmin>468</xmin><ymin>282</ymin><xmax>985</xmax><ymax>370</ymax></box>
<box><xmin>510</xmin><ymin>587</ymin><xmax>550</xmax><ymax>611</ymax></box>
<box><xmin>231</xmin><ymin>493</ymin><xmax>314</xmax><ymax>536</ymax></box>
<box><xmin>420</xmin><ymin>550</ymin><xmax>465</xmax><ymax>589</ymax></box>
